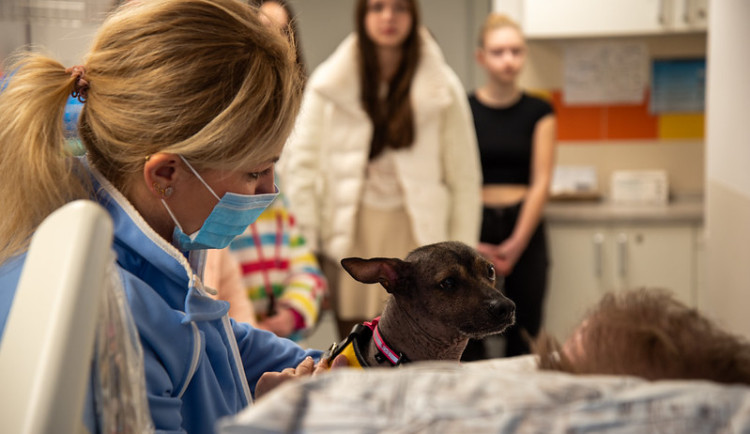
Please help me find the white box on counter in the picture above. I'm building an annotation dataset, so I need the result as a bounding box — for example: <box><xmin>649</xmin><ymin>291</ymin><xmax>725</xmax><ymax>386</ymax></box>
<box><xmin>610</xmin><ymin>170</ymin><xmax>669</xmax><ymax>205</ymax></box>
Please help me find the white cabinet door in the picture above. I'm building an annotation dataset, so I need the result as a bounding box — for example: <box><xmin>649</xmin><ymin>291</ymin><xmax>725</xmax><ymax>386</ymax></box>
<box><xmin>543</xmin><ymin>223</ymin><xmax>698</xmax><ymax>341</ymax></box>
<box><xmin>523</xmin><ymin>0</ymin><xmax>667</xmax><ymax>38</ymax></box>
<box><xmin>544</xmin><ymin>226</ymin><xmax>608</xmax><ymax>341</ymax></box>
<box><xmin>670</xmin><ymin>0</ymin><xmax>709</xmax><ymax>31</ymax></box>
<box><xmin>612</xmin><ymin>225</ymin><xmax>696</xmax><ymax>306</ymax></box>
<box><xmin>505</xmin><ymin>0</ymin><xmax>709</xmax><ymax>38</ymax></box>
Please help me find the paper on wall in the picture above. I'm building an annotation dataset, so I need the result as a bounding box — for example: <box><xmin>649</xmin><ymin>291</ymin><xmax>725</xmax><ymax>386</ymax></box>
<box><xmin>563</xmin><ymin>41</ymin><xmax>649</xmax><ymax>105</ymax></box>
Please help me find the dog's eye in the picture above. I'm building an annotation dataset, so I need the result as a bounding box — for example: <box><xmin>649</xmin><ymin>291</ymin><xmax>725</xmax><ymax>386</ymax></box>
<box><xmin>439</xmin><ymin>278</ymin><xmax>455</xmax><ymax>290</ymax></box>
<box><xmin>487</xmin><ymin>265</ymin><xmax>496</xmax><ymax>282</ymax></box>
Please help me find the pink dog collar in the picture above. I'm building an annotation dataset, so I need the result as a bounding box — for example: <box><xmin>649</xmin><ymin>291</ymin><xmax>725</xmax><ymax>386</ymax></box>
<box><xmin>363</xmin><ymin>317</ymin><xmax>408</xmax><ymax>366</ymax></box>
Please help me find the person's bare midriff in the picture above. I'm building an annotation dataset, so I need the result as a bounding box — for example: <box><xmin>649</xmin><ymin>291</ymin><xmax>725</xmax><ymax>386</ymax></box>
<box><xmin>482</xmin><ymin>184</ymin><xmax>528</xmax><ymax>207</ymax></box>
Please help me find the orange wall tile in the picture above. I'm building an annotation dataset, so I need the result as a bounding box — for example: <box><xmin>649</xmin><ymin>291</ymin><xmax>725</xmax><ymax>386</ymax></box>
<box><xmin>605</xmin><ymin>91</ymin><xmax>658</xmax><ymax>139</ymax></box>
<box><xmin>551</xmin><ymin>90</ymin><xmax>663</xmax><ymax>142</ymax></box>
<box><xmin>551</xmin><ymin>91</ymin><xmax>605</xmax><ymax>141</ymax></box>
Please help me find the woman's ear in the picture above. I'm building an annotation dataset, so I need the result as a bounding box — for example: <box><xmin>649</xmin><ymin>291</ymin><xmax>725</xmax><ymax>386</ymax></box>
<box><xmin>144</xmin><ymin>153</ymin><xmax>180</xmax><ymax>199</ymax></box>
<box><xmin>475</xmin><ymin>47</ymin><xmax>486</xmax><ymax>67</ymax></box>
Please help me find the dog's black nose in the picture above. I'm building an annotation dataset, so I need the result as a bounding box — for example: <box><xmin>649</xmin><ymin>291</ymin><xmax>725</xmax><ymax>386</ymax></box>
<box><xmin>489</xmin><ymin>298</ymin><xmax>516</xmax><ymax>324</ymax></box>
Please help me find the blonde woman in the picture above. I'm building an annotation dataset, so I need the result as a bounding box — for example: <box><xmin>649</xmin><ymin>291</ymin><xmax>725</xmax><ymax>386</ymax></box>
<box><xmin>0</xmin><ymin>0</ymin><xmax>342</xmax><ymax>431</ymax></box>
<box><xmin>464</xmin><ymin>13</ymin><xmax>557</xmax><ymax>360</ymax></box>
<box><xmin>282</xmin><ymin>0</ymin><xmax>482</xmax><ymax>340</ymax></box>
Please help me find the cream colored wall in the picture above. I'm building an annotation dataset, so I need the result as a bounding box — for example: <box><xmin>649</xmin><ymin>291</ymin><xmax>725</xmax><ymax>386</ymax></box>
<box><xmin>28</xmin><ymin>23</ymin><xmax>99</xmax><ymax>66</ymax></box>
<box><xmin>0</xmin><ymin>21</ymin><xmax>99</xmax><ymax>68</ymax></box>
<box><xmin>0</xmin><ymin>20</ymin><xmax>26</xmax><ymax>66</ymax></box>
<box><xmin>555</xmin><ymin>141</ymin><xmax>704</xmax><ymax>197</ymax></box>
<box><xmin>519</xmin><ymin>35</ymin><xmax>707</xmax><ymax>197</ymax></box>
<box><xmin>703</xmin><ymin>0</ymin><xmax>750</xmax><ymax>338</ymax></box>
<box><xmin>704</xmin><ymin>184</ymin><xmax>750</xmax><ymax>337</ymax></box>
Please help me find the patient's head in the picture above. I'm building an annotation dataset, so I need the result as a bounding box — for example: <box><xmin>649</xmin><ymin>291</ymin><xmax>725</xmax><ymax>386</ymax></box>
<box><xmin>535</xmin><ymin>288</ymin><xmax>750</xmax><ymax>385</ymax></box>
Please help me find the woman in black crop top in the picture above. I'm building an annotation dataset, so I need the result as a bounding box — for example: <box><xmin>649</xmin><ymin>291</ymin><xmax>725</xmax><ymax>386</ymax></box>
<box><xmin>462</xmin><ymin>13</ymin><xmax>557</xmax><ymax>360</ymax></box>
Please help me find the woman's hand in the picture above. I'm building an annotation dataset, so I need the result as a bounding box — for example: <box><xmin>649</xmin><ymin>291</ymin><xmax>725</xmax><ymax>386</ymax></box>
<box><xmin>476</xmin><ymin>242</ymin><xmax>497</xmax><ymax>259</ymax></box>
<box><xmin>258</xmin><ymin>307</ymin><xmax>296</xmax><ymax>337</ymax></box>
<box><xmin>478</xmin><ymin>242</ymin><xmax>504</xmax><ymax>274</ymax></box>
<box><xmin>254</xmin><ymin>354</ymin><xmax>348</xmax><ymax>400</ymax></box>
<box><xmin>493</xmin><ymin>237</ymin><xmax>525</xmax><ymax>276</ymax></box>
<box><xmin>477</xmin><ymin>239</ymin><xmax>525</xmax><ymax>277</ymax></box>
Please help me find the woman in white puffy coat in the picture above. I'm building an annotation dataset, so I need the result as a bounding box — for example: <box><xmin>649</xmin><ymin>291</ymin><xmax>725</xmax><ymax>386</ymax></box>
<box><xmin>282</xmin><ymin>0</ymin><xmax>482</xmax><ymax>339</ymax></box>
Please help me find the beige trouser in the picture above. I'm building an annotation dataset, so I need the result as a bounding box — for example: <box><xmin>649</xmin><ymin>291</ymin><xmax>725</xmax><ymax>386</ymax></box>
<box><xmin>334</xmin><ymin>205</ymin><xmax>419</xmax><ymax>320</ymax></box>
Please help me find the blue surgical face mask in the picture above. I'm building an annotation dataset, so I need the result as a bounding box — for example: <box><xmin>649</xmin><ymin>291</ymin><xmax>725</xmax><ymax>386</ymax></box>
<box><xmin>161</xmin><ymin>155</ymin><xmax>278</xmax><ymax>251</ymax></box>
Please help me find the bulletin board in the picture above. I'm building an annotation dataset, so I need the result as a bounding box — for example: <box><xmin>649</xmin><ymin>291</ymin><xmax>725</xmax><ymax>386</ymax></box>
<box><xmin>650</xmin><ymin>59</ymin><xmax>706</xmax><ymax>113</ymax></box>
<box><xmin>544</xmin><ymin>40</ymin><xmax>706</xmax><ymax>142</ymax></box>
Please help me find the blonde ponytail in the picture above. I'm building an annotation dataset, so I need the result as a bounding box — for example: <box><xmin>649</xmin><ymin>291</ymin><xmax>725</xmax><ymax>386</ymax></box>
<box><xmin>0</xmin><ymin>0</ymin><xmax>302</xmax><ymax>264</ymax></box>
<box><xmin>0</xmin><ymin>54</ymin><xmax>89</xmax><ymax>262</ymax></box>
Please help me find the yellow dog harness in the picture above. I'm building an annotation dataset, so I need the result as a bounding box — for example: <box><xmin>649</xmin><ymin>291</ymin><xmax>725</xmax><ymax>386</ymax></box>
<box><xmin>323</xmin><ymin>317</ymin><xmax>410</xmax><ymax>368</ymax></box>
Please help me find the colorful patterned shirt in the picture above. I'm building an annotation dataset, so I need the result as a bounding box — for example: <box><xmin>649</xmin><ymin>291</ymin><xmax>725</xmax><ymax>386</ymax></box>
<box><xmin>227</xmin><ymin>195</ymin><xmax>327</xmax><ymax>336</ymax></box>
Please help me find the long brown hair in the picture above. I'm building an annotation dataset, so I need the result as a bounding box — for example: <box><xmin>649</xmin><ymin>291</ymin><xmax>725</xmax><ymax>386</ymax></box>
<box><xmin>355</xmin><ymin>0</ymin><xmax>421</xmax><ymax>160</ymax></box>
<box><xmin>0</xmin><ymin>0</ymin><xmax>302</xmax><ymax>263</ymax></box>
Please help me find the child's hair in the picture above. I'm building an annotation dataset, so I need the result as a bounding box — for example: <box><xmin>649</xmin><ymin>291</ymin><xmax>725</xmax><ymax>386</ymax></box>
<box><xmin>355</xmin><ymin>0</ymin><xmax>420</xmax><ymax>160</ymax></box>
<box><xmin>477</xmin><ymin>13</ymin><xmax>523</xmax><ymax>48</ymax></box>
<box><xmin>534</xmin><ymin>288</ymin><xmax>750</xmax><ymax>385</ymax></box>
<box><xmin>253</xmin><ymin>0</ymin><xmax>307</xmax><ymax>80</ymax></box>
<box><xmin>0</xmin><ymin>0</ymin><xmax>302</xmax><ymax>263</ymax></box>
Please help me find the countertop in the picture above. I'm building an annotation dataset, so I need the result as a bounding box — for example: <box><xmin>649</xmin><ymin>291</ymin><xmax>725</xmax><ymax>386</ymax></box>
<box><xmin>543</xmin><ymin>197</ymin><xmax>704</xmax><ymax>225</ymax></box>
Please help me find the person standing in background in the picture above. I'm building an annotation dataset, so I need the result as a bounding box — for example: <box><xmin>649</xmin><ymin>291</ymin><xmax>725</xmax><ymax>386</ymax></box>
<box><xmin>282</xmin><ymin>0</ymin><xmax>482</xmax><ymax>340</ymax></box>
<box><xmin>254</xmin><ymin>0</ymin><xmax>307</xmax><ymax>80</ymax></box>
<box><xmin>463</xmin><ymin>13</ymin><xmax>557</xmax><ymax>360</ymax></box>
<box><xmin>205</xmin><ymin>190</ymin><xmax>328</xmax><ymax>340</ymax></box>
<box><xmin>205</xmin><ymin>0</ymin><xmax>327</xmax><ymax>341</ymax></box>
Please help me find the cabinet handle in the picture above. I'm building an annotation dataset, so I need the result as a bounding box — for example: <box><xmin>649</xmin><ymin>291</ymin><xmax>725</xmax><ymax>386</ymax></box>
<box><xmin>658</xmin><ymin>0</ymin><xmax>667</xmax><ymax>24</ymax></box>
<box><xmin>617</xmin><ymin>233</ymin><xmax>628</xmax><ymax>279</ymax></box>
<box><xmin>593</xmin><ymin>233</ymin><xmax>604</xmax><ymax>278</ymax></box>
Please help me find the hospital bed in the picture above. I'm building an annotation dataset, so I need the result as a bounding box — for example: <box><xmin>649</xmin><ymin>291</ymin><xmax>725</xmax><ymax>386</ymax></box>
<box><xmin>218</xmin><ymin>354</ymin><xmax>750</xmax><ymax>433</ymax></box>
<box><xmin>0</xmin><ymin>200</ymin><xmax>150</xmax><ymax>433</ymax></box>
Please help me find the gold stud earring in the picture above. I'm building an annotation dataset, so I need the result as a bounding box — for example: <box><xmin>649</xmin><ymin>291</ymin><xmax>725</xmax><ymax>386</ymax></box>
<box><xmin>153</xmin><ymin>182</ymin><xmax>173</xmax><ymax>198</ymax></box>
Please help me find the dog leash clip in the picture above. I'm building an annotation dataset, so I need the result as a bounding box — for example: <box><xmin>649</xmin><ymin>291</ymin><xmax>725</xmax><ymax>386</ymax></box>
<box><xmin>321</xmin><ymin>341</ymin><xmax>339</xmax><ymax>363</ymax></box>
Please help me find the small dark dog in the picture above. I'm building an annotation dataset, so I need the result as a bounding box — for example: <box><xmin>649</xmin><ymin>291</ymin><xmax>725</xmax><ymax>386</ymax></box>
<box><xmin>325</xmin><ymin>241</ymin><xmax>515</xmax><ymax>367</ymax></box>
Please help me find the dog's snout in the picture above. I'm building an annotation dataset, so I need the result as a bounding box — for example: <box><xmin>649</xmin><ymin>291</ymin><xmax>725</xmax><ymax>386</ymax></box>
<box><xmin>489</xmin><ymin>298</ymin><xmax>516</xmax><ymax>323</ymax></box>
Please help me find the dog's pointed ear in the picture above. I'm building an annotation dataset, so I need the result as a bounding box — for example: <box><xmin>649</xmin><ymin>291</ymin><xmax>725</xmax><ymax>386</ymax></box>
<box><xmin>341</xmin><ymin>257</ymin><xmax>407</xmax><ymax>294</ymax></box>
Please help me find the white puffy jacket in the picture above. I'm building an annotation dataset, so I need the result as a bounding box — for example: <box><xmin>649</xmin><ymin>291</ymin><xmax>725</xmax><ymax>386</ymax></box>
<box><xmin>282</xmin><ymin>28</ymin><xmax>482</xmax><ymax>261</ymax></box>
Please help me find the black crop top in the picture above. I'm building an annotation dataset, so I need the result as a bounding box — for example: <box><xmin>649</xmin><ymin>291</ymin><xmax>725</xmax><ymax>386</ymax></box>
<box><xmin>469</xmin><ymin>92</ymin><xmax>554</xmax><ymax>185</ymax></box>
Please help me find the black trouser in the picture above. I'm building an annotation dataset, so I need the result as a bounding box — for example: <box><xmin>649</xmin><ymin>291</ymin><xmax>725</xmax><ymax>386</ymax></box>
<box><xmin>462</xmin><ymin>203</ymin><xmax>549</xmax><ymax>360</ymax></box>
